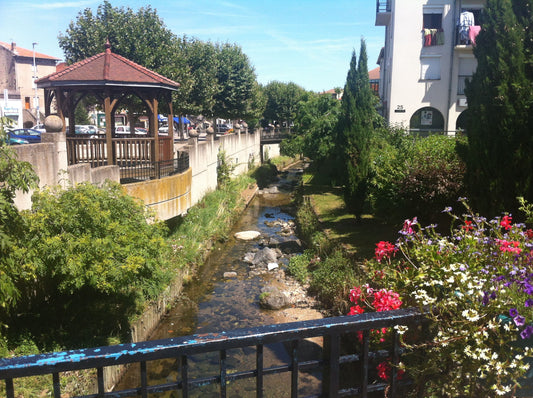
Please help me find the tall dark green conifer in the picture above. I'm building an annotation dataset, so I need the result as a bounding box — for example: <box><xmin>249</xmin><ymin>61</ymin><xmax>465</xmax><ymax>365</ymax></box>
<box><xmin>462</xmin><ymin>0</ymin><xmax>531</xmax><ymax>215</ymax></box>
<box><xmin>338</xmin><ymin>39</ymin><xmax>377</xmax><ymax>219</ymax></box>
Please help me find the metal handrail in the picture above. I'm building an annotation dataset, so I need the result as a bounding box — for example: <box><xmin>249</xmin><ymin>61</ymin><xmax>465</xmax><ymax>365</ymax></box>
<box><xmin>0</xmin><ymin>308</ymin><xmax>428</xmax><ymax>398</ymax></box>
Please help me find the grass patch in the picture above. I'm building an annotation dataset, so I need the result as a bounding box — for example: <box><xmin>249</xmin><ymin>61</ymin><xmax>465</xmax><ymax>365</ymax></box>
<box><xmin>301</xmin><ymin>169</ymin><xmax>398</xmax><ymax>260</ymax></box>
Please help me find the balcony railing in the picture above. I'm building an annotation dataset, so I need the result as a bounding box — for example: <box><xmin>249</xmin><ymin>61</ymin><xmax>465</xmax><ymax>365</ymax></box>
<box><xmin>0</xmin><ymin>308</ymin><xmax>428</xmax><ymax>398</ymax></box>
<box><xmin>376</xmin><ymin>0</ymin><xmax>390</xmax><ymax>13</ymax></box>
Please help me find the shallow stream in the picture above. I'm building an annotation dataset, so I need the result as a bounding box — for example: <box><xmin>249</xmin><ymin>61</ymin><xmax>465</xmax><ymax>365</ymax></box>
<box><xmin>115</xmin><ymin>163</ymin><xmax>323</xmax><ymax>397</ymax></box>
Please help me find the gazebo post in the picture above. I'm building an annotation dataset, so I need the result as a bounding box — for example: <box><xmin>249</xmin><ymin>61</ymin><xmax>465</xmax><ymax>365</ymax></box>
<box><xmin>104</xmin><ymin>93</ymin><xmax>114</xmax><ymax>166</ymax></box>
<box><xmin>168</xmin><ymin>100</ymin><xmax>174</xmax><ymax>140</ymax></box>
<box><xmin>152</xmin><ymin>97</ymin><xmax>160</xmax><ymax>162</ymax></box>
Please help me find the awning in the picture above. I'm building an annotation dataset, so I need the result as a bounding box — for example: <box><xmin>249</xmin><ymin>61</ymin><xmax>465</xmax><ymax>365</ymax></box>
<box><xmin>173</xmin><ymin>116</ymin><xmax>191</xmax><ymax>124</ymax></box>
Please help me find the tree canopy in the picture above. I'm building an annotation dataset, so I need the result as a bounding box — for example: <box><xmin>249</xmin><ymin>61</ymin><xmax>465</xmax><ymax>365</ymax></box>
<box><xmin>337</xmin><ymin>40</ymin><xmax>379</xmax><ymax>219</ymax></box>
<box><xmin>58</xmin><ymin>1</ymin><xmax>263</xmax><ymax>123</ymax></box>
<box><xmin>461</xmin><ymin>0</ymin><xmax>533</xmax><ymax>215</ymax></box>
<box><xmin>262</xmin><ymin>81</ymin><xmax>307</xmax><ymax>128</ymax></box>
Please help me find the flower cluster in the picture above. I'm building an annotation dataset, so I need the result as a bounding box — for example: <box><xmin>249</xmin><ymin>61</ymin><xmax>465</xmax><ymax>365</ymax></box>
<box><xmin>348</xmin><ymin>284</ymin><xmax>402</xmax><ymax>315</ymax></box>
<box><xmin>348</xmin><ymin>284</ymin><xmax>403</xmax><ymax>379</ymax></box>
<box><xmin>374</xmin><ymin>240</ymin><xmax>397</xmax><ymax>262</ymax></box>
<box><xmin>362</xmin><ymin>199</ymin><xmax>533</xmax><ymax>396</ymax></box>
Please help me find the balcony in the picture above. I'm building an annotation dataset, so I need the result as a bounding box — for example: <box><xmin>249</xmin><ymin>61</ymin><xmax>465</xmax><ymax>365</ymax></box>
<box><xmin>375</xmin><ymin>0</ymin><xmax>391</xmax><ymax>26</ymax></box>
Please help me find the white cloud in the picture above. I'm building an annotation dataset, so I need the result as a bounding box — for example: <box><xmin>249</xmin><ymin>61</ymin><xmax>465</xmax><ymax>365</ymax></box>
<box><xmin>33</xmin><ymin>1</ymin><xmax>94</xmax><ymax>10</ymax></box>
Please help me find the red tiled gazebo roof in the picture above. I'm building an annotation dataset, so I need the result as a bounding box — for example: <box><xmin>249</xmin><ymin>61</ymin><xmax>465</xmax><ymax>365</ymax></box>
<box><xmin>36</xmin><ymin>42</ymin><xmax>179</xmax><ymax>90</ymax></box>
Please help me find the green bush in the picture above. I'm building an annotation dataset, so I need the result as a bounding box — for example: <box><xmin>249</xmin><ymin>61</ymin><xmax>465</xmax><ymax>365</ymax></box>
<box><xmin>370</xmin><ymin>131</ymin><xmax>466</xmax><ymax>223</ymax></box>
<box><xmin>309</xmin><ymin>250</ymin><xmax>359</xmax><ymax>313</ymax></box>
<box><xmin>9</xmin><ymin>181</ymin><xmax>172</xmax><ymax>347</ymax></box>
<box><xmin>286</xmin><ymin>250</ymin><xmax>312</xmax><ymax>283</ymax></box>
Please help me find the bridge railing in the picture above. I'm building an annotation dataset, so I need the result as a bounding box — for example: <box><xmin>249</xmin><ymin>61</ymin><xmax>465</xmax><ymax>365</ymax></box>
<box><xmin>0</xmin><ymin>308</ymin><xmax>428</xmax><ymax>398</ymax></box>
<box><xmin>260</xmin><ymin>128</ymin><xmax>290</xmax><ymax>143</ymax></box>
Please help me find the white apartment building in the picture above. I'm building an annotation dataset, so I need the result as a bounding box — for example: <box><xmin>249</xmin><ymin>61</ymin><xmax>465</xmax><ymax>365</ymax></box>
<box><xmin>375</xmin><ymin>0</ymin><xmax>485</xmax><ymax>134</ymax></box>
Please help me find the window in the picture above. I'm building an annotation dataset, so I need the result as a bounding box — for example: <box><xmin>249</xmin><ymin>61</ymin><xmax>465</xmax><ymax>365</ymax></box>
<box><xmin>423</xmin><ymin>13</ymin><xmax>442</xmax><ymax>30</ymax></box>
<box><xmin>457</xmin><ymin>57</ymin><xmax>477</xmax><ymax>94</ymax></box>
<box><xmin>420</xmin><ymin>56</ymin><xmax>441</xmax><ymax>80</ymax></box>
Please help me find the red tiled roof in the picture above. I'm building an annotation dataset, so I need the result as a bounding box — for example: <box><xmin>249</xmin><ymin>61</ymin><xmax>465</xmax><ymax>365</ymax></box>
<box><xmin>36</xmin><ymin>43</ymin><xmax>179</xmax><ymax>90</ymax></box>
<box><xmin>0</xmin><ymin>41</ymin><xmax>60</xmax><ymax>61</ymax></box>
<box><xmin>369</xmin><ymin>67</ymin><xmax>381</xmax><ymax>80</ymax></box>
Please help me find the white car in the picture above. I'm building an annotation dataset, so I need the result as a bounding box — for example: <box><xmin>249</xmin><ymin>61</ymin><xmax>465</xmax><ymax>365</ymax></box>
<box><xmin>32</xmin><ymin>124</ymin><xmax>46</xmax><ymax>133</ymax></box>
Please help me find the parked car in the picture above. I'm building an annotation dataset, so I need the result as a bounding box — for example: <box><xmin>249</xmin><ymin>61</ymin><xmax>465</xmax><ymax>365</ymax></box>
<box><xmin>75</xmin><ymin>125</ymin><xmax>99</xmax><ymax>135</ymax></box>
<box><xmin>32</xmin><ymin>124</ymin><xmax>46</xmax><ymax>133</ymax></box>
<box><xmin>8</xmin><ymin>128</ymin><xmax>41</xmax><ymax>143</ymax></box>
<box><xmin>217</xmin><ymin>124</ymin><xmax>231</xmax><ymax>133</ymax></box>
<box><xmin>135</xmin><ymin>127</ymin><xmax>148</xmax><ymax>135</ymax></box>
<box><xmin>115</xmin><ymin>126</ymin><xmax>131</xmax><ymax>134</ymax></box>
<box><xmin>3</xmin><ymin>136</ymin><xmax>29</xmax><ymax>145</ymax></box>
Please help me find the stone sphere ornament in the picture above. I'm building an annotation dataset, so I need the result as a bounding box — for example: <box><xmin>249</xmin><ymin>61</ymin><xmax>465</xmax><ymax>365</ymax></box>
<box><xmin>44</xmin><ymin>115</ymin><xmax>63</xmax><ymax>132</ymax></box>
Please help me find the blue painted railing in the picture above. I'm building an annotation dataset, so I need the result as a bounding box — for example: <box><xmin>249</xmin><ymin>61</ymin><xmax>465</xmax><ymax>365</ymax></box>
<box><xmin>0</xmin><ymin>308</ymin><xmax>427</xmax><ymax>398</ymax></box>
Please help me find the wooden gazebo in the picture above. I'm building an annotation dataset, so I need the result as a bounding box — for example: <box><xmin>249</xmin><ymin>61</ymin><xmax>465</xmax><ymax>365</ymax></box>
<box><xmin>36</xmin><ymin>42</ymin><xmax>180</xmax><ymax>170</ymax></box>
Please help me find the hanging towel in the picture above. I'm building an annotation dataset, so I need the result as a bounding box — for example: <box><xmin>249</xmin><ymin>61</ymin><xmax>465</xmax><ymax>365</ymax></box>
<box><xmin>469</xmin><ymin>25</ymin><xmax>481</xmax><ymax>45</ymax></box>
<box><xmin>435</xmin><ymin>30</ymin><xmax>445</xmax><ymax>45</ymax></box>
<box><xmin>424</xmin><ymin>29</ymin><xmax>432</xmax><ymax>46</ymax></box>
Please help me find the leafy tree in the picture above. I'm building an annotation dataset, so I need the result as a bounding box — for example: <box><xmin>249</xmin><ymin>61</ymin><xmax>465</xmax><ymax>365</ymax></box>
<box><xmin>263</xmin><ymin>81</ymin><xmax>306</xmax><ymax>129</ymax></box>
<box><xmin>337</xmin><ymin>40</ymin><xmax>378</xmax><ymax>219</ymax></box>
<box><xmin>296</xmin><ymin>92</ymin><xmax>342</xmax><ymax>164</ymax></box>
<box><xmin>0</xmin><ymin>117</ymin><xmax>39</xmax><ymax>318</ymax></box>
<box><xmin>460</xmin><ymin>0</ymin><xmax>533</xmax><ymax>216</ymax></box>
<box><xmin>212</xmin><ymin>43</ymin><xmax>259</xmax><ymax>120</ymax></box>
<box><xmin>177</xmin><ymin>37</ymin><xmax>219</xmax><ymax>116</ymax></box>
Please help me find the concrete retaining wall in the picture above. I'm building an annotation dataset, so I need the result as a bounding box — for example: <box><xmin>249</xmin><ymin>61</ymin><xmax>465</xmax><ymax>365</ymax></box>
<box><xmin>185</xmin><ymin>131</ymin><xmax>261</xmax><ymax>207</ymax></box>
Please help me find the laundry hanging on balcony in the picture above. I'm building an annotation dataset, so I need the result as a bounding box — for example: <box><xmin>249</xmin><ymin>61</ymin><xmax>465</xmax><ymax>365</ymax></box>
<box><xmin>423</xmin><ymin>29</ymin><xmax>444</xmax><ymax>46</ymax></box>
<box><xmin>469</xmin><ymin>26</ymin><xmax>481</xmax><ymax>45</ymax></box>
<box><xmin>458</xmin><ymin>11</ymin><xmax>475</xmax><ymax>44</ymax></box>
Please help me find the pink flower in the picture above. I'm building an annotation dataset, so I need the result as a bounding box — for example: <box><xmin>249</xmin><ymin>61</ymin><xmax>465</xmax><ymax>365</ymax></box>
<box><xmin>402</xmin><ymin>217</ymin><xmax>418</xmax><ymax>235</ymax></box>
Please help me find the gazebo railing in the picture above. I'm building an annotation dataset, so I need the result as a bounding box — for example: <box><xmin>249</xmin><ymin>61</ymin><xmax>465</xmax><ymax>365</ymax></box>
<box><xmin>66</xmin><ymin>136</ymin><xmax>174</xmax><ymax>169</ymax></box>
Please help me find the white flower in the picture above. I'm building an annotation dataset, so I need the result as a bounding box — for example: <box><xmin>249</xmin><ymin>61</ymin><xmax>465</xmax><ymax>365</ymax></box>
<box><xmin>462</xmin><ymin>309</ymin><xmax>480</xmax><ymax>322</ymax></box>
<box><xmin>394</xmin><ymin>325</ymin><xmax>408</xmax><ymax>334</ymax></box>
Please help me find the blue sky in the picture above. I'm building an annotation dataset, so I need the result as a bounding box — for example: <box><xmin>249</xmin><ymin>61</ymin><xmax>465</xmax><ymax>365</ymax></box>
<box><xmin>0</xmin><ymin>0</ymin><xmax>384</xmax><ymax>92</ymax></box>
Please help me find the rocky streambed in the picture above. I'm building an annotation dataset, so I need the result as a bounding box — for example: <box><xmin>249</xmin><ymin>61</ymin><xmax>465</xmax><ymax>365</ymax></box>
<box><xmin>116</xmin><ymin>163</ymin><xmax>324</xmax><ymax>396</ymax></box>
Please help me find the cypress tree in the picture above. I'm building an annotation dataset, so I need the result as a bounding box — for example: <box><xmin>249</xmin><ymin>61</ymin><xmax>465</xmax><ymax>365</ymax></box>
<box><xmin>462</xmin><ymin>0</ymin><xmax>531</xmax><ymax>215</ymax></box>
<box><xmin>338</xmin><ymin>39</ymin><xmax>376</xmax><ymax>219</ymax></box>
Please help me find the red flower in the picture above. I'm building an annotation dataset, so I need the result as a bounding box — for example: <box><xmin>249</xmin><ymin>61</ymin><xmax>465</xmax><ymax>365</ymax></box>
<box><xmin>526</xmin><ymin>229</ymin><xmax>533</xmax><ymax>239</ymax></box>
<box><xmin>375</xmin><ymin>241</ymin><xmax>397</xmax><ymax>262</ymax></box>
<box><xmin>377</xmin><ymin>361</ymin><xmax>405</xmax><ymax>381</ymax></box>
<box><xmin>501</xmin><ymin>215</ymin><xmax>513</xmax><ymax>230</ymax></box>
<box><xmin>373</xmin><ymin>289</ymin><xmax>402</xmax><ymax>312</ymax></box>
<box><xmin>496</xmin><ymin>239</ymin><xmax>522</xmax><ymax>255</ymax></box>
<box><xmin>349</xmin><ymin>286</ymin><xmax>363</xmax><ymax>303</ymax></box>
<box><xmin>462</xmin><ymin>220</ymin><xmax>473</xmax><ymax>231</ymax></box>
<box><xmin>348</xmin><ymin>305</ymin><xmax>365</xmax><ymax>315</ymax></box>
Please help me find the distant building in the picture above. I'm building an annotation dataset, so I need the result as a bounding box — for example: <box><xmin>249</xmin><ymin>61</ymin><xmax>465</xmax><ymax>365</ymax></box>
<box><xmin>0</xmin><ymin>41</ymin><xmax>60</xmax><ymax>127</ymax></box>
<box><xmin>369</xmin><ymin>66</ymin><xmax>380</xmax><ymax>95</ymax></box>
<box><xmin>321</xmin><ymin>88</ymin><xmax>343</xmax><ymax>100</ymax></box>
<box><xmin>375</xmin><ymin>0</ymin><xmax>484</xmax><ymax>134</ymax></box>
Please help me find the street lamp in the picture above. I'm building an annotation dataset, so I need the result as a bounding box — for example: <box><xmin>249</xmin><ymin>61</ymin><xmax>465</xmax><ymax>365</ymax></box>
<box><xmin>32</xmin><ymin>42</ymin><xmax>40</xmax><ymax>126</ymax></box>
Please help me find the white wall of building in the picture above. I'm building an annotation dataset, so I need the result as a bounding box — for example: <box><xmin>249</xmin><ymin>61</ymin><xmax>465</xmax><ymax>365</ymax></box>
<box><xmin>377</xmin><ymin>0</ymin><xmax>484</xmax><ymax>134</ymax></box>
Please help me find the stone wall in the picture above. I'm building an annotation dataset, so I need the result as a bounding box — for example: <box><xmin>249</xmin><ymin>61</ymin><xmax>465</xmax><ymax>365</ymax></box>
<box><xmin>12</xmin><ymin>132</ymin><xmax>120</xmax><ymax>210</ymax></box>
